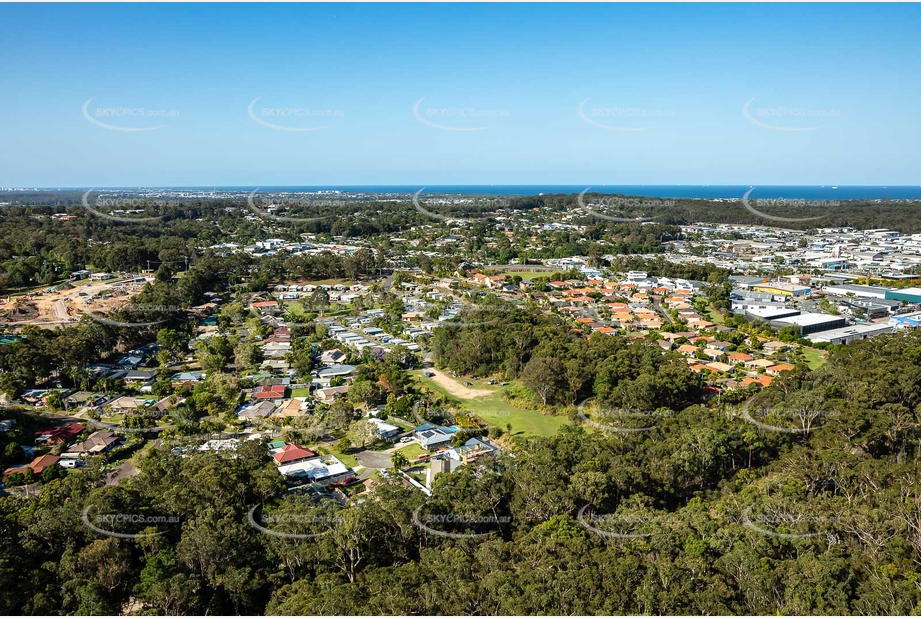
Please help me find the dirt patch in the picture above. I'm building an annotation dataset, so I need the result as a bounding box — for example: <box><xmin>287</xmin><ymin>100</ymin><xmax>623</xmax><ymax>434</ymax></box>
<box><xmin>427</xmin><ymin>369</ymin><xmax>492</xmax><ymax>399</ymax></box>
<box><xmin>0</xmin><ymin>278</ymin><xmax>147</xmax><ymax>325</ymax></box>
<box><xmin>0</xmin><ymin>300</ymin><xmax>40</xmax><ymax>322</ymax></box>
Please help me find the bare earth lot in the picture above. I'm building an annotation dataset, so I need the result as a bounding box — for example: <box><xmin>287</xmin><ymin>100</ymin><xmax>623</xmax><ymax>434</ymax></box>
<box><xmin>425</xmin><ymin>369</ymin><xmax>492</xmax><ymax>399</ymax></box>
<box><xmin>0</xmin><ymin>277</ymin><xmax>145</xmax><ymax>326</ymax></box>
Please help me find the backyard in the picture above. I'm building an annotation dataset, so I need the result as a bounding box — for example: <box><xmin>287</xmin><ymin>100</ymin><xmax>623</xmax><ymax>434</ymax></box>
<box><xmin>409</xmin><ymin>370</ymin><xmax>568</xmax><ymax>437</ymax></box>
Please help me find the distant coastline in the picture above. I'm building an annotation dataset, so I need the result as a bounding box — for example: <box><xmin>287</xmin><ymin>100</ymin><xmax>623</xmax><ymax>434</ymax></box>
<box><xmin>5</xmin><ymin>185</ymin><xmax>921</xmax><ymax>200</ymax></box>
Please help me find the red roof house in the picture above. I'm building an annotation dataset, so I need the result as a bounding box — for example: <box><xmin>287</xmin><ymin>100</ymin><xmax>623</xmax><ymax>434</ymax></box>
<box><xmin>254</xmin><ymin>384</ymin><xmax>286</xmax><ymax>400</ymax></box>
<box><xmin>272</xmin><ymin>444</ymin><xmax>317</xmax><ymax>466</ymax></box>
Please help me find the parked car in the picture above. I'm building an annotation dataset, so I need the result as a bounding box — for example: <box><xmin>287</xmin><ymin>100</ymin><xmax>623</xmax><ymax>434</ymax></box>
<box><xmin>398</xmin><ymin>436</ymin><xmax>414</xmax><ymax>443</ymax></box>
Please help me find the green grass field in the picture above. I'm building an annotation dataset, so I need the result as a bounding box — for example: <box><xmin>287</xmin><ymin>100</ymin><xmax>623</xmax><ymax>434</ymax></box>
<box><xmin>409</xmin><ymin>370</ymin><xmax>568</xmax><ymax>437</ymax></box>
<box><xmin>387</xmin><ymin>417</ymin><xmax>414</xmax><ymax>431</ymax></box>
<box><xmin>706</xmin><ymin>304</ymin><xmax>726</xmax><ymax>325</ymax></box>
<box><xmin>504</xmin><ymin>271</ymin><xmax>552</xmax><ymax>281</ymax></box>
<box><xmin>290</xmin><ymin>388</ymin><xmax>311</xmax><ymax>397</ymax></box>
<box><xmin>395</xmin><ymin>442</ymin><xmax>426</xmax><ymax>460</ymax></box>
<box><xmin>801</xmin><ymin>347</ymin><xmax>828</xmax><ymax>370</ymax></box>
<box><xmin>314</xmin><ymin>445</ymin><xmax>359</xmax><ymax>468</ymax></box>
<box><xmin>284</xmin><ymin>301</ymin><xmax>309</xmax><ymax>317</ymax></box>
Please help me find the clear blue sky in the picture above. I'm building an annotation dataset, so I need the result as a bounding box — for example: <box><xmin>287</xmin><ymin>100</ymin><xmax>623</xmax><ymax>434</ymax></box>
<box><xmin>1</xmin><ymin>3</ymin><xmax>919</xmax><ymax>187</ymax></box>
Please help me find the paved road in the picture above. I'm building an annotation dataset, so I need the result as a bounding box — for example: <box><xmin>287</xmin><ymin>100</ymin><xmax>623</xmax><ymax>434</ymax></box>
<box><xmin>651</xmin><ymin>295</ymin><xmax>675</xmax><ymax>325</ymax></box>
<box><xmin>355</xmin><ymin>450</ymin><xmax>392</xmax><ymax>470</ymax></box>
<box><xmin>106</xmin><ymin>460</ymin><xmax>139</xmax><ymax>485</ymax></box>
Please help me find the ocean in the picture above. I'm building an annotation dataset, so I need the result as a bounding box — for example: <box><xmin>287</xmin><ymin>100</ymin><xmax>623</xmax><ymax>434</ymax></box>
<box><xmin>27</xmin><ymin>185</ymin><xmax>921</xmax><ymax>200</ymax></box>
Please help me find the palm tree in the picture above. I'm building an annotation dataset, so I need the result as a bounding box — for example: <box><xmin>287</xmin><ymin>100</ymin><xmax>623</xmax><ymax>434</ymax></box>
<box><xmin>390</xmin><ymin>451</ymin><xmax>409</xmax><ymax>473</ymax></box>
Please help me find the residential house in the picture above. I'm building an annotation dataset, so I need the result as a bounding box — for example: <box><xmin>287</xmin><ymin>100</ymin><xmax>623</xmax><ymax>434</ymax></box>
<box><xmin>65</xmin><ymin>391</ymin><xmax>106</xmax><ymax>410</ymax></box>
<box><xmin>272</xmin><ymin>444</ymin><xmax>317</xmax><ymax>466</ymax></box>
<box><xmin>741</xmin><ymin>375</ymin><xmax>774</xmax><ymax>388</ymax></box>
<box><xmin>28</xmin><ymin>454</ymin><xmax>60</xmax><ymax>475</ymax></box>
<box><xmin>271</xmin><ymin>398</ymin><xmax>311</xmax><ymax>418</ymax></box>
<box><xmin>443</xmin><ymin>437</ymin><xmax>497</xmax><ymax>466</ymax></box>
<box><xmin>316</xmin><ymin>364</ymin><xmax>357</xmax><ymax>386</ymax></box>
<box><xmin>171</xmin><ymin>371</ymin><xmax>206</xmax><ymax>388</ymax></box>
<box><xmin>766</xmin><ymin>363</ymin><xmax>796</xmax><ymax>375</ymax></box>
<box><xmin>319</xmin><ymin>349</ymin><xmax>346</xmax><ymax>365</ymax></box>
<box><xmin>727</xmin><ymin>352</ymin><xmax>754</xmax><ymax>365</ymax></box>
<box><xmin>415</xmin><ymin>425</ymin><xmax>453</xmax><ymax>451</ymax></box>
<box><xmin>237</xmin><ymin>400</ymin><xmax>277</xmax><ymax>422</ymax></box>
<box><xmin>368</xmin><ymin>417</ymin><xmax>400</xmax><ymax>441</ymax></box>
<box><xmin>744</xmin><ymin>358</ymin><xmax>776</xmax><ymax>371</ymax></box>
<box><xmin>66</xmin><ymin>431</ymin><xmax>121</xmax><ymax>457</ymax></box>
<box><xmin>277</xmin><ymin>456</ymin><xmax>351</xmax><ymax>485</ymax></box>
<box><xmin>107</xmin><ymin>396</ymin><xmax>143</xmax><ymax>413</ymax></box>
<box><xmin>254</xmin><ymin>384</ymin><xmax>287</xmax><ymax>401</ymax></box>
<box><xmin>34</xmin><ymin>423</ymin><xmax>85</xmax><ymax>445</ymax></box>
<box><xmin>314</xmin><ymin>385</ymin><xmax>350</xmax><ymax>402</ymax></box>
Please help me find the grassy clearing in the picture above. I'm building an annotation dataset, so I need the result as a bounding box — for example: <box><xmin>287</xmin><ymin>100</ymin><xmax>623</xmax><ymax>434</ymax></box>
<box><xmin>302</xmin><ymin>278</ymin><xmax>350</xmax><ymax>286</ymax></box>
<box><xmin>504</xmin><ymin>271</ymin><xmax>552</xmax><ymax>281</ymax></box>
<box><xmin>314</xmin><ymin>445</ymin><xmax>359</xmax><ymax>468</ymax></box>
<box><xmin>801</xmin><ymin>347</ymin><xmax>828</xmax><ymax>370</ymax></box>
<box><xmin>706</xmin><ymin>304</ymin><xmax>726</xmax><ymax>325</ymax></box>
<box><xmin>409</xmin><ymin>370</ymin><xmax>568</xmax><ymax>438</ymax></box>
<box><xmin>386</xmin><ymin>417</ymin><xmax>414</xmax><ymax>431</ymax></box>
<box><xmin>284</xmin><ymin>301</ymin><xmax>309</xmax><ymax>317</ymax></box>
<box><xmin>395</xmin><ymin>442</ymin><xmax>426</xmax><ymax>460</ymax></box>
<box><xmin>290</xmin><ymin>388</ymin><xmax>311</xmax><ymax>397</ymax></box>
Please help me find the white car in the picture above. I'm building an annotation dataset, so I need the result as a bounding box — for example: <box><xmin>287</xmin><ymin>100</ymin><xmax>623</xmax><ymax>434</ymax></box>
<box><xmin>398</xmin><ymin>436</ymin><xmax>415</xmax><ymax>443</ymax></box>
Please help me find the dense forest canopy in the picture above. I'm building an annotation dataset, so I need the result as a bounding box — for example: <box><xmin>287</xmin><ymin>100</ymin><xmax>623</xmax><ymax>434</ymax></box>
<box><xmin>1</xmin><ymin>190</ymin><xmax>920</xmax><ymax>292</ymax></box>
<box><xmin>4</xmin><ymin>190</ymin><xmax>921</xmax><ymax>615</ymax></box>
<box><xmin>3</xmin><ymin>319</ymin><xmax>921</xmax><ymax>614</ymax></box>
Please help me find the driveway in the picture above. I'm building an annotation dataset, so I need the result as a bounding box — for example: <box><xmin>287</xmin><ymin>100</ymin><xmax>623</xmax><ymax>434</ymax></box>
<box><xmin>355</xmin><ymin>450</ymin><xmax>392</xmax><ymax>470</ymax></box>
<box><xmin>106</xmin><ymin>460</ymin><xmax>138</xmax><ymax>485</ymax></box>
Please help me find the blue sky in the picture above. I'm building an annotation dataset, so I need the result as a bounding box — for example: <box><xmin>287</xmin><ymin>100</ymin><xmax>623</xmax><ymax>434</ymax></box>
<box><xmin>1</xmin><ymin>3</ymin><xmax>919</xmax><ymax>187</ymax></box>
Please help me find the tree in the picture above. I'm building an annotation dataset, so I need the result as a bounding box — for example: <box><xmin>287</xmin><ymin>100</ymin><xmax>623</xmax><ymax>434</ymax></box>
<box><xmin>390</xmin><ymin>451</ymin><xmax>409</xmax><ymax>473</ymax></box>
<box><xmin>346</xmin><ymin>419</ymin><xmax>378</xmax><ymax>448</ymax></box>
<box><xmin>521</xmin><ymin>356</ymin><xmax>565</xmax><ymax>406</ymax></box>
<box><xmin>310</xmin><ymin>288</ymin><xmax>330</xmax><ymax>315</ymax></box>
